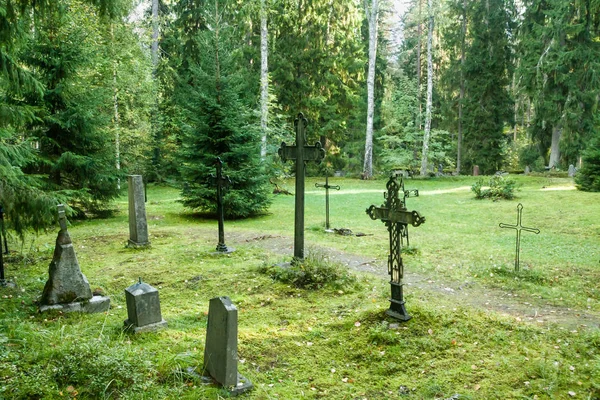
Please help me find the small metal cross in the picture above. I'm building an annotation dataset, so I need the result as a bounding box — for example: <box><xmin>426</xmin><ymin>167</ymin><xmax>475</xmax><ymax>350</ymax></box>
<box><xmin>278</xmin><ymin>113</ymin><xmax>325</xmax><ymax>261</ymax></box>
<box><xmin>499</xmin><ymin>203</ymin><xmax>540</xmax><ymax>271</ymax></box>
<box><xmin>315</xmin><ymin>175</ymin><xmax>340</xmax><ymax>230</ymax></box>
<box><xmin>212</xmin><ymin>157</ymin><xmax>234</xmax><ymax>253</ymax></box>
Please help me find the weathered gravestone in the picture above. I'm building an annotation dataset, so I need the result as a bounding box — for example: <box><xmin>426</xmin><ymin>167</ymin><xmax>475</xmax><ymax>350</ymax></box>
<box><xmin>525</xmin><ymin>165</ymin><xmax>531</xmax><ymax>175</ymax></box>
<box><xmin>366</xmin><ymin>175</ymin><xmax>425</xmax><ymax>321</ymax></box>
<box><xmin>124</xmin><ymin>278</ymin><xmax>167</xmax><ymax>333</ymax></box>
<box><xmin>473</xmin><ymin>165</ymin><xmax>480</xmax><ymax>176</ymax></box>
<box><xmin>128</xmin><ymin>175</ymin><xmax>150</xmax><ymax>247</ymax></box>
<box><xmin>40</xmin><ymin>205</ymin><xmax>110</xmax><ymax>313</ymax></box>
<box><xmin>315</xmin><ymin>174</ymin><xmax>340</xmax><ymax>231</ymax></box>
<box><xmin>278</xmin><ymin>113</ymin><xmax>325</xmax><ymax>260</ymax></box>
<box><xmin>568</xmin><ymin>164</ymin><xmax>576</xmax><ymax>177</ymax></box>
<box><xmin>212</xmin><ymin>157</ymin><xmax>234</xmax><ymax>253</ymax></box>
<box><xmin>499</xmin><ymin>203</ymin><xmax>540</xmax><ymax>272</ymax></box>
<box><xmin>203</xmin><ymin>296</ymin><xmax>253</xmax><ymax>395</ymax></box>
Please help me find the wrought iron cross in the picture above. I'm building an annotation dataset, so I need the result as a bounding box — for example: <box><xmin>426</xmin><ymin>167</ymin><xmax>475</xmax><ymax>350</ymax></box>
<box><xmin>278</xmin><ymin>113</ymin><xmax>325</xmax><ymax>260</ymax></box>
<box><xmin>315</xmin><ymin>175</ymin><xmax>340</xmax><ymax>230</ymax></box>
<box><xmin>212</xmin><ymin>157</ymin><xmax>234</xmax><ymax>253</ymax></box>
<box><xmin>366</xmin><ymin>174</ymin><xmax>425</xmax><ymax>321</ymax></box>
<box><xmin>499</xmin><ymin>203</ymin><xmax>540</xmax><ymax>271</ymax></box>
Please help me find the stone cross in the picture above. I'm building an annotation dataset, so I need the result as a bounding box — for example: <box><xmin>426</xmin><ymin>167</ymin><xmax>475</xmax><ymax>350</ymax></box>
<box><xmin>499</xmin><ymin>203</ymin><xmax>540</xmax><ymax>272</ymax></box>
<box><xmin>203</xmin><ymin>296</ymin><xmax>253</xmax><ymax>395</ymax></box>
<box><xmin>314</xmin><ymin>175</ymin><xmax>340</xmax><ymax>230</ymax></box>
<box><xmin>212</xmin><ymin>157</ymin><xmax>234</xmax><ymax>253</ymax></box>
<box><xmin>366</xmin><ymin>174</ymin><xmax>425</xmax><ymax>321</ymax></box>
<box><xmin>128</xmin><ymin>175</ymin><xmax>150</xmax><ymax>247</ymax></box>
<box><xmin>278</xmin><ymin>113</ymin><xmax>325</xmax><ymax>260</ymax></box>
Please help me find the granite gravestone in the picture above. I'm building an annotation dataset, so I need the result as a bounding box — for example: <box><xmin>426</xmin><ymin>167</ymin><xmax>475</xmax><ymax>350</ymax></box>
<box><xmin>124</xmin><ymin>278</ymin><xmax>167</xmax><ymax>333</ymax></box>
<box><xmin>473</xmin><ymin>165</ymin><xmax>480</xmax><ymax>176</ymax></box>
<box><xmin>128</xmin><ymin>175</ymin><xmax>150</xmax><ymax>247</ymax></box>
<box><xmin>568</xmin><ymin>164</ymin><xmax>576</xmax><ymax>177</ymax></box>
<box><xmin>525</xmin><ymin>165</ymin><xmax>531</xmax><ymax>175</ymax></box>
<box><xmin>40</xmin><ymin>205</ymin><xmax>110</xmax><ymax>313</ymax></box>
<box><xmin>203</xmin><ymin>296</ymin><xmax>252</xmax><ymax>395</ymax></box>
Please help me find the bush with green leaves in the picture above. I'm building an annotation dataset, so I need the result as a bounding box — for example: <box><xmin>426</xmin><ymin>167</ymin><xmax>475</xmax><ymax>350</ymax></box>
<box><xmin>471</xmin><ymin>175</ymin><xmax>518</xmax><ymax>200</ymax></box>
<box><xmin>259</xmin><ymin>251</ymin><xmax>359</xmax><ymax>290</ymax></box>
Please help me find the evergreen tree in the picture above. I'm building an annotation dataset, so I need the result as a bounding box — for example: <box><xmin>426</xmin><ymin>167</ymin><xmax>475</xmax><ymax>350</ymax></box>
<box><xmin>575</xmin><ymin>135</ymin><xmax>600</xmax><ymax>192</ymax></box>
<box><xmin>176</xmin><ymin>0</ymin><xmax>271</xmax><ymax>218</ymax></box>
<box><xmin>462</xmin><ymin>0</ymin><xmax>515</xmax><ymax>174</ymax></box>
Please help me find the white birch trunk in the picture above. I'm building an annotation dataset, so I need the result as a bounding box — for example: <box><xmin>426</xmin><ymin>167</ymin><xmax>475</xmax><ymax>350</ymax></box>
<box><xmin>548</xmin><ymin>125</ymin><xmax>561</xmax><ymax>168</ymax></box>
<box><xmin>420</xmin><ymin>0</ymin><xmax>434</xmax><ymax>176</ymax></box>
<box><xmin>260</xmin><ymin>0</ymin><xmax>269</xmax><ymax>159</ymax></box>
<box><xmin>111</xmin><ymin>24</ymin><xmax>121</xmax><ymax>190</ymax></box>
<box><xmin>363</xmin><ymin>0</ymin><xmax>379</xmax><ymax>179</ymax></box>
<box><xmin>151</xmin><ymin>0</ymin><xmax>159</xmax><ymax>70</ymax></box>
<box><xmin>457</xmin><ymin>0</ymin><xmax>466</xmax><ymax>175</ymax></box>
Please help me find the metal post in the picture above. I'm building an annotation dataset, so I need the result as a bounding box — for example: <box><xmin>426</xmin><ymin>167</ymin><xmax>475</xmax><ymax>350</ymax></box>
<box><xmin>294</xmin><ymin>115</ymin><xmax>306</xmax><ymax>260</ymax></box>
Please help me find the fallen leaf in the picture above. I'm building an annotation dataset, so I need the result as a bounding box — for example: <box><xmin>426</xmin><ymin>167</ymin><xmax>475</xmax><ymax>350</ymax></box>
<box><xmin>354</xmin><ymin>321</ymin><xmax>361</xmax><ymax>327</ymax></box>
<box><xmin>428</xmin><ymin>329</ymin><xmax>433</xmax><ymax>335</ymax></box>
<box><xmin>568</xmin><ymin>391</ymin><xmax>576</xmax><ymax>397</ymax></box>
<box><xmin>474</xmin><ymin>384</ymin><xmax>481</xmax><ymax>391</ymax></box>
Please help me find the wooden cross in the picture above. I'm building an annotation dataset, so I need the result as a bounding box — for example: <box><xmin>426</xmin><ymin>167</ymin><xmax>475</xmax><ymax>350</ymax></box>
<box><xmin>315</xmin><ymin>175</ymin><xmax>340</xmax><ymax>230</ymax></box>
<box><xmin>278</xmin><ymin>113</ymin><xmax>325</xmax><ymax>260</ymax></box>
<box><xmin>366</xmin><ymin>174</ymin><xmax>425</xmax><ymax>321</ymax></box>
<box><xmin>213</xmin><ymin>157</ymin><xmax>234</xmax><ymax>253</ymax></box>
<box><xmin>499</xmin><ymin>203</ymin><xmax>540</xmax><ymax>271</ymax></box>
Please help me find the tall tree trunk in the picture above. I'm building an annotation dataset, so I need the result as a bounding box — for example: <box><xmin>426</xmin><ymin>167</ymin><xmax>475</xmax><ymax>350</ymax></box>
<box><xmin>260</xmin><ymin>0</ymin><xmax>269</xmax><ymax>159</ymax></box>
<box><xmin>416</xmin><ymin>0</ymin><xmax>423</xmax><ymax>130</ymax></box>
<box><xmin>548</xmin><ymin>125</ymin><xmax>561</xmax><ymax>168</ymax></box>
<box><xmin>363</xmin><ymin>0</ymin><xmax>379</xmax><ymax>179</ymax></box>
<box><xmin>111</xmin><ymin>24</ymin><xmax>120</xmax><ymax>189</ymax></box>
<box><xmin>456</xmin><ymin>0</ymin><xmax>466</xmax><ymax>175</ymax></box>
<box><xmin>151</xmin><ymin>0</ymin><xmax>160</xmax><ymax>180</ymax></box>
<box><xmin>420</xmin><ymin>0</ymin><xmax>434</xmax><ymax>176</ymax></box>
<box><xmin>151</xmin><ymin>0</ymin><xmax>159</xmax><ymax>69</ymax></box>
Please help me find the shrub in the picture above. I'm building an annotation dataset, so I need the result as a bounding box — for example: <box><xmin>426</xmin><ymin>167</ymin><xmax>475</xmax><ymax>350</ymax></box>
<box><xmin>471</xmin><ymin>175</ymin><xmax>518</xmax><ymax>200</ymax></box>
<box><xmin>575</xmin><ymin>136</ymin><xmax>600</xmax><ymax>192</ymax></box>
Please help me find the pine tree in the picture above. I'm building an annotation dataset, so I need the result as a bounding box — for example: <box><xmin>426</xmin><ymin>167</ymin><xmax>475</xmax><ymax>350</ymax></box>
<box><xmin>575</xmin><ymin>135</ymin><xmax>600</xmax><ymax>192</ymax></box>
<box><xmin>176</xmin><ymin>0</ymin><xmax>271</xmax><ymax>218</ymax></box>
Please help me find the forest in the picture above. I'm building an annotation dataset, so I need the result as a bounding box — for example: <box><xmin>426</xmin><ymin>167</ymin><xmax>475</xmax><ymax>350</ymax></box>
<box><xmin>1</xmin><ymin>0</ymin><xmax>599</xmax><ymax>234</ymax></box>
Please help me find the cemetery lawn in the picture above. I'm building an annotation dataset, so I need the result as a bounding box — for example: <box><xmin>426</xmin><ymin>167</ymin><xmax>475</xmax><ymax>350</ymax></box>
<box><xmin>1</xmin><ymin>175</ymin><xmax>599</xmax><ymax>399</ymax></box>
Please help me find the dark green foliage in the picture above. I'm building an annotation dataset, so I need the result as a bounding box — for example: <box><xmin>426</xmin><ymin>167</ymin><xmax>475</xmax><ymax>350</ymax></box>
<box><xmin>471</xmin><ymin>175</ymin><xmax>518</xmax><ymax>200</ymax></box>
<box><xmin>462</xmin><ymin>0</ymin><xmax>515</xmax><ymax>175</ymax></box>
<box><xmin>258</xmin><ymin>251</ymin><xmax>359</xmax><ymax>290</ymax></box>
<box><xmin>176</xmin><ymin>2</ymin><xmax>270</xmax><ymax>218</ymax></box>
<box><xmin>575</xmin><ymin>136</ymin><xmax>600</xmax><ymax>192</ymax></box>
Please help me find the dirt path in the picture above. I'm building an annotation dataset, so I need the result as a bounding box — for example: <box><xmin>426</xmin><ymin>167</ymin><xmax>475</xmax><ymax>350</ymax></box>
<box><xmin>234</xmin><ymin>231</ymin><xmax>599</xmax><ymax>330</ymax></box>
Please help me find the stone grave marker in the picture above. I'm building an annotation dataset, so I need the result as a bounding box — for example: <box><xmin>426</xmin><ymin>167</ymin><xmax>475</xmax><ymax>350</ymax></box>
<box><xmin>314</xmin><ymin>174</ymin><xmax>340</xmax><ymax>231</ymax></box>
<box><xmin>124</xmin><ymin>278</ymin><xmax>167</xmax><ymax>333</ymax></box>
<box><xmin>568</xmin><ymin>164</ymin><xmax>576</xmax><ymax>177</ymax></box>
<box><xmin>128</xmin><ymin>175</ymin><xmax>150</xmax><ymax>247</ymax></box>
<box><xmin>525</xmin><ymin>165</ymin><xmax>531</xmax><ymax>175</ymax></box>
<box><xmin>366</xmin><ymin>175</ymin><xmax>426</xmax><ymax>321</ymax></box>
<box><xmin>204</xmin><ymin>296</ymin><xmax>253</xmax><ymax>395</ymax></box>
<box><xmin>278</xmin><ymin>113</ymin><xmax>325</xmax><ymax>260</ymax></box>
<box><xmin>40</xmin><ymin>205</ymin><xmax>110</xmax><ymax>313</ymax></box>
<box><xmin>473</xmin><ymin>165</ymin><xmax>480</xmax><ymax>176</ymax></box>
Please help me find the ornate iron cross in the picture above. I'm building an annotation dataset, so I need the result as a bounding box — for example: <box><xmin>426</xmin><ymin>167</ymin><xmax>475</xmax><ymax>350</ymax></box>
<box><xmin>212</xmin><ymin>157</ymin><xmax>234</xmax><ymax>253</ymax></box>
<box><xmin>278</xmin><ymin>113</ymin><xmax>325</xmax><ymax>260</ymax></box>
<box><xmin>366</xmin><ymin>175</ymin><xmax>425</xmax><ymax>321</ymax></box>
<box><xmin>315</xmin><ymin>174</ymin><xmax>340</xmax><ymax>230</ymax></box>
<box><xmin>499</xmin><ymin>203</ymin><xmax>539</xmax><ymax>271</ymax></box>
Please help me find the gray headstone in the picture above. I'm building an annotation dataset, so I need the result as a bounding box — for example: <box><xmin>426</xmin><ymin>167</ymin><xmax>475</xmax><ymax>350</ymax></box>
<box><xmin>525</xmin><ymin>165</ymin><xmax>531</xmax><ymax>175</ymax></box>
<box><xmin>473</xmin><ymin>165</ymin><xmax>480</xmax><ymax>176</ymax></box>
<box><xmin>204</xmin><ymin>296</ymin><xmax>253</xmax><ymax>394</ymax></box>
<box><xmin>124</xmin><ymin>278</ymin><xmax>167</xmax><ymax>333</ymax></box>
<box><xmin>128</xmin><ymin>175</ymin><xmax>150</xmax><ymax>247</ymax></box>
<box><xmin>40</xmin><ymin>205</ymin><xmax>110</xmax><ymax>313</ymax></box>
<box><xmin>568</xmin><ymin>164</ymin><xmax>576</xmax><ymax>177</ymax></box>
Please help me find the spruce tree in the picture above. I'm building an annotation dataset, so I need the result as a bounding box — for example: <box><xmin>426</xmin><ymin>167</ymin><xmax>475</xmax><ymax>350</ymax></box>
<box><xmin>575</xmin><ymin>135</ymin><xmax>600</xmax><ymax>192</ymax></box>
<box><xmin>176</xmin><ymin>1</ymin><xmax>271</xmax><ymax>218</ymax></box>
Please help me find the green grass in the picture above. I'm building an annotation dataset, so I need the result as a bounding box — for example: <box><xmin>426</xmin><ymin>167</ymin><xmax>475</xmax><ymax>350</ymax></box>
<box><xmin>1</xmin><ymin>175</ymin><xmax>599</xmax><ymax>399</ymax></box>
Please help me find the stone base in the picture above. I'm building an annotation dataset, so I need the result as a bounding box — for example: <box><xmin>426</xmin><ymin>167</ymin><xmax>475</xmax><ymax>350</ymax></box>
<box><xmin>226</xmin><ymin>373</ymin><xmax>253</xmax><ymax>396</ymax></box>
<box><xmin>127</xmin><ymin>240</ymin><xmax>151</xmax><ymax>248</ymax></box>
<box><xmin>386</xmin><ymin>298</ymin><xmax>411</xmax><ymax>322</ymax></box>
<box><xmin>39</xmin><ymin>295</ymin><xmax>111</xmax><ymax>314</ymax></box>
<box><xmin>212</xmin><ymin>246</ymin><xmax>235</xmax><ymax>255</ymax></box>
<box><xmin>124</xmin><ymin>319</ymin><xmax>168</xmax><ymax>334</ymax></box>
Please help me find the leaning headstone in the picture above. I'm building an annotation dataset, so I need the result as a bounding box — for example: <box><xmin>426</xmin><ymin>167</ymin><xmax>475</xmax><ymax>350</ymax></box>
<box><xmin>128</xmin><ymin>175</ymin><xmax>150</xmax><ymax>247</ymax></box>
<box><xmin>40</xmin><ymin>205</ymin><xmax>110</xmax><ymax>313</ymax></box>
<box><xmin>203</xmin><ymin>296</ymin><xmax>253</xmax><ymax>395</ymax></box>
<box><xmin>473</xmin><ymin>165</ymin><xmax>480</xmax><ymax>176</ymax></box>
<box><xmin>124</xmin><ymin>278</ymin><xmax>167</xmax><ymax>333</ymax></box>
<box><xmin>568</xmin><ymin>164</ymin><xmax>576</xmax><ymax>177</ymax></box>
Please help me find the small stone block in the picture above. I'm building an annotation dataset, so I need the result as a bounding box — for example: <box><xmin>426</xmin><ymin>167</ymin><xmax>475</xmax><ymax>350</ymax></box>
<box><xmin>124</xmin><ymin>318</ymin><xmax>167</xmax><ymax>334</ymax></box>
<box><xmin>125</xmin><ymin>280</ymin><xmax>164</xmax><ymax>328</ymax></box>
<box><xmin>83</xmin><ymin>295</ymin><xmax>111</xmax><ymax>313</ymax></box>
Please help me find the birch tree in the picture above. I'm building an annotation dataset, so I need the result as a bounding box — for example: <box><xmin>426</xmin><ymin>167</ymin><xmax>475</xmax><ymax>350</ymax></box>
<box><xmin>260</xmin><ymin>0</ymin><xmax>269</xmax><ymax>159</ymax></box>
<box><xmin>420</xmin><ymin>0</ymin><xmax>434</xmax><ymax>176</ymax></box>
<box><xmin>363</xmin><ymin>0</ymin><xmax>379</xmax><ymax>179</ymax></box>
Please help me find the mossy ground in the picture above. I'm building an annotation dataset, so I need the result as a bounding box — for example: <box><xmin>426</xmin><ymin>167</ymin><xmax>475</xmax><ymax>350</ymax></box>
<box><xmin>0</xmin><ymin>175</ymin><xmax>599</xmax><ymax>399</ymax></box>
